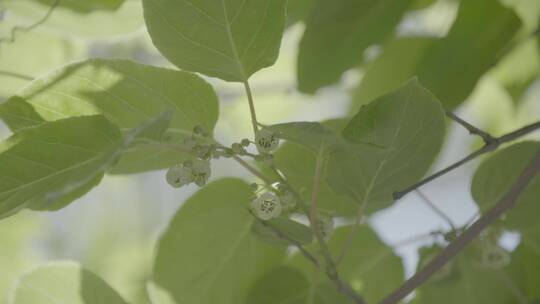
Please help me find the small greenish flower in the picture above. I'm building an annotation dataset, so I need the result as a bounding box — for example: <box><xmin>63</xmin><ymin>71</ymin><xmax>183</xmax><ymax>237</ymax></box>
<box><xmin>166</xmin><ymin>164</ymin><xmax>193</xmax><ymax>188</ymax></box>
<box><xmin>192</xmin><ymin>159</ymin><xmax>211</xmax><ymax>187</ymax></box>
<box><xmin>251</xmin><ymin>192</ymin><xmax>282</xmax><ymax>220</ymax></box>
<box><xmin>255</xmin><ymin>129</ymin><xmax>279</xmax><ymax>153</ymax></box>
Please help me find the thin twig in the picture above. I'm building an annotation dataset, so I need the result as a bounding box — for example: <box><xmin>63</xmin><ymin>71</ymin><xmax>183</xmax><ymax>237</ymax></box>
<box><xmin>394</xmin><ymin>120</ymin><xmax>540</xmax><ymax>200</ymax></box>
<box><xmin>380</xmin><ymin>148</ymin><xmax>540</xmax><ymax>304</ymax></box>
<box><xmin>250</xmin><ymin>210</ymin><xmax>319</xmax><ymax>267</ymax></box>
<box><xmin>231</xmin><ymin>155</ymin><xmax>274</xmax><ymax>185</ymax></box>
<box><xmin>0</xmin><ymin>70</ymin><xmax>33</xmax><ymax>81</ymax></box>
<box><xmin>390</xmin><ymin>231</ymin><xmax>444</xmax><ymax>248</ymax></box>
<box><xmin>0</xmin><ymin>0</ymin><xmax>60</xmax><ymax>53</ymax></box>
<box><xmin>445</xmin><ymin>110</ymin><xmax>495</xmax><ymax>144</ymax></box>
<box><xmin>416</xmin><ymin>190</ymin><xmax>456</xmax><ymax>231</ymax></box>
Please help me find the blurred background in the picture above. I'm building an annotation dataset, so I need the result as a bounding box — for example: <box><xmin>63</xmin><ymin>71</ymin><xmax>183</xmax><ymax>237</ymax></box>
<box><xmin>0</xmin><ymin>0</ymin><xmax>539</xmax><ymax>303</ymax></box>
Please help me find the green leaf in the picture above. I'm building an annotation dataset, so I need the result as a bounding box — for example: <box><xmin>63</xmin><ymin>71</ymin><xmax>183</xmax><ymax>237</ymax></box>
<box><xmin>414</xmin><ymin>0</ymin><xmax>521</xmax><ymax>108</ymax></box>
<box><xmin>286</xmin><ymin>0</ymin><xmax>315</xmax><ymax>26</ymax></box>
<box><xmin>513</xmin><ymin>239</ymin><xmax>540</xmax><ymax>300</ymax></box>
<box><xmin>142</xmin><ymin>0</ymin><xmax>287</xmax><ymax>82</ymax></box>
<box><xmin>33</xmin><ymin>0</ymin><xmax>124</xmax><ymax>12</ymax></box>
<box><xmin>297</xmin><ymin>0</ymin><xmax>413</xmax><ymax>93</ymax></box>
<box><xmin>329</xmin><ymin>79</ymin><xmax>446</xmax><ymax>211</ymax></box>
<box><xmin>10</xmin><ymin>262</ymin><xmax>128</xmax><ymax>304</ymax></box>
<box><xmin>472</xmin><ymin>141</ymin><xmax>540</xmax><ymax>239</ymax></box>
<box><xmin>350</xmin><ymin>37</ymin><xmax>436</xmax><ymax>111</ymax></box>
<box><xmin>245</xmin><ymin>266</ymin><xmax>309</xmax><ymax>304</ymax></box>
<box><xmin>412</xmin><ymin>243</ymin><xmax>527</xmax><ymax>304</ymax></box>
<box><xmin>0</xmin><ymin>59</ymin><xmax>219</xmax><ymax>173</ymax></box>
<box><xmin>252</xmin><ymin>216</ymin><xmax>313</xmax><ymax>245</ymax></box>
<box><xmin>0</xmin><ymin>112</ymin><xmax>172</xmax><ymax>219</ymax></box>
<box><xmin>289</xmin><ymin>226</ymin><xmax>404</xmax><ymax>304</ymax></box>
<box><xmin>0</xmin><ymin>116</ymin><xmax>121</xmax><ymax>218</ymax></box>
<box><xmin>152</xmin><ymin>178</ymin><xmax>285</xmax><ymax>304</ymax></box>
<box><xmin>245</xmin><ymin>265</ymin><xmax>354</xmax><ymax>304</ymax></box>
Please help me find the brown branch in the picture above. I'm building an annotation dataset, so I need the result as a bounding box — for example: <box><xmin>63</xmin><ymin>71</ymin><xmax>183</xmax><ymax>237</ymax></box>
<box><xmin>394</xmin><ymin>120</ymin><xmax>540</xmax><ymax>200</ymax></box>
<box><xmin>381</xmin><ymin>148</ymin><xmax>540</xmax><ymax>304</ymax></box>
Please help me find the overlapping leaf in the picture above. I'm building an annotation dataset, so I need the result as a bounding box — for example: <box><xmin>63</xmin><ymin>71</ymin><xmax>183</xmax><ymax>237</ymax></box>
<box><xmin>0</xmin><ymin>59</ymin><xmax>219</xmax><ymax>173</ymax></box>
<box><xmin>152</xmin><ymin>178</ymin><xmax>285</xmax><ymax>304</ymax></box>
<box><xmin>330</xmin><ymin>79</ymin><xmax>446</xmax><ymax>212</ymax></box>
<box><xmin>142</xmin><ymin>0</ymin><xmax>287</xmax><ymax>82</ymax></box>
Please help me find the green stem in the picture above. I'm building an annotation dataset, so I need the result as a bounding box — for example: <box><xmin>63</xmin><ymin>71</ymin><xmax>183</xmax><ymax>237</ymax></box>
<box><xmin>243</xmin><ymin>80</ymin><xmax>259</xmax><ymax>137</ymax></box>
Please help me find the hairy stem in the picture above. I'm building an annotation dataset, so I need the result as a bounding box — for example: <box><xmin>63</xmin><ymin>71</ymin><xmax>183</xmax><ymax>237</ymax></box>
<box><xmin>381</xmin><ymin>149</ymin><xmax>540</xmax><ymax>304</ymax></box>
<box><xmin>394</xmin><ymin>120</ymin><xmax>540</xmax><ymax>200</ymax></box>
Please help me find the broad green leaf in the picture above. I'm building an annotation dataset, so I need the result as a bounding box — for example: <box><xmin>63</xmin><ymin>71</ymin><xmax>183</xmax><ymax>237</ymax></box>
<box><xmin>34</xmin><ymin>0</ymin><xmax>124</xmax><ymax>12</ymax></box>
<box><xmin>245</xmin><ymin>266</ymin><xmax>354</xmax><ymax>304</ymax></box>
<box><xmin>412</xmin><ymin>243</ymin><xmax>527</xmax><ymax>304</ymax></box>
<box><xmin>10</xmin><ymin>262</ymin><xmax>128</xmax><ymax>304</ymax></box>
<box><xmin>0</xmin><ymin>116</ymin><xmax>121</xmax><ymax>219</ymax></box>
<box><xmin>414</xmin><ymin>0</ymin><xmax>521</xmax><ymax>108</ymax></box>
<box><xmin>253</xmin><ymin>216</ymin><xmax>313</xmax><ymax>245</ymax></box>
<box><xmin>297</xmin><ymin>0</ymin><xmax>413</xmax><ymax>93</ymax></box>
<box><xmin>0</xmin><ymin>59</ymin><xmax>219</xmax><ymax>173</ymax></box>
<box><xmin>513</xmin><ymin>239</ymin><xmax>540</xmax><ymax>300</ymax></box>
<box><xmin>152</xmin><ymin>178</ymin><xmax>285</xmax><ymax>304</ymax></box>
<box><xmin>290</xmin><ymin>226</ymin><xmax>403</xmax><ymax>304</ymax></box>
<box><xmin>245</xmin><ymin>266</ymin><xmax>309</xmax><ymax>304</ymax></box>
<box><xmin>0</xmin><ymin>112</ymin><xmax>171</xmax><ymax>219</ymax></box>
<box><xmin>350</xmin><ymin>37</ymin><xmax>435</xmax><ymax>111</ymax></box>
<box><xmin>329</xmin><ymin>79</ymin><xmax>446</xmax><ymax>211</ymax></box>
<box><xmin>142</xmin><ymin>0</ymin><xmax>287</xmax><ymax>82</ymax></box>
<box><xmin>472</xmin><ymin>142</ymin><xmax>540</xmax><ymax>241</ymax></box>
<box><xmin>2</xmin><ymin>0</ymin><xmax>144</xmax><ymax>37</ymax></box>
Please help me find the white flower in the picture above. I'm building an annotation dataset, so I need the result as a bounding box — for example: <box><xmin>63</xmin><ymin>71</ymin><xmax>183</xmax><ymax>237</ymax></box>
<box><xmin>255</xmin><ymin>129</ymin><xmax>279</xmax><ymax>153</ymax></box>
<box><xmin>166</xmin><ymin>165</ymin><xmax>193</xmax><ymax>188</ymax></box>
<box><xmin>192</xmin><ymin>159</ymin><xmax>211</xmax><ymax>187</ymax></box>
<box><xmin>251</xmin><ymin>192</ymin><xmax>282</xmax><ymax>220</ymax></box>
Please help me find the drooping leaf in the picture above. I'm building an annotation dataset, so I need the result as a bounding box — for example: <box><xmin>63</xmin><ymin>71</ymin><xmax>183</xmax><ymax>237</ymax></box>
<box><xmin>0</xmin><ymin>112</ymin><xmax>172</xmax><ymax>219</ymax></box>
<box><xmin>0</xmin><ymin>115</ymin><xmax>121</xmax><ymax>218</ymax></box>
<box><xmin>350</xmin><ymin>37</ymin><xmax>436</xmax><ymax>111</ymax></box>
<box><xmin>0</xmin><ymin>59</ymin><xmax>219</xmax><ymax>173</ymax></box>
<box><xmin>10</xmin><ymin>262</ymin><xmax>128</xmax><ymax>304</ymax></box>
<box><xmin>330</xmin><ymin>79</ymin><xmax>446</xmax><ymax>212</ymax></box>
<box><xmin>414</xmin><ymin>0</ymin><xmax>521</xmax><ymax>108</ymax></box>
<box><xmin>152</xmin><ymin>178</ymin><xmax>285</xmax><ymax>304</ymax></box>
<box><xmin>297</xmin><ymin>0</ymin><xmax>413</xmax><ymax>93</ymax></box>
<box><xmin>412</xmin><ymin>243</ymin><xmax>527</xmax><ymax>304</ymax></box>
<box><xmin>142</xmin><ymin>0</ymin><xmax>287</xmax><ymax>82</ymax></box>
<box><xmin>268</xmin><ymin>121</ymin><xmax>348</xmax><ymax>154</ymax></box>
<box><xmin>472</xmin><ymin>142</ymin><xmax>540</xmax><ymax>242</ymax></box>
